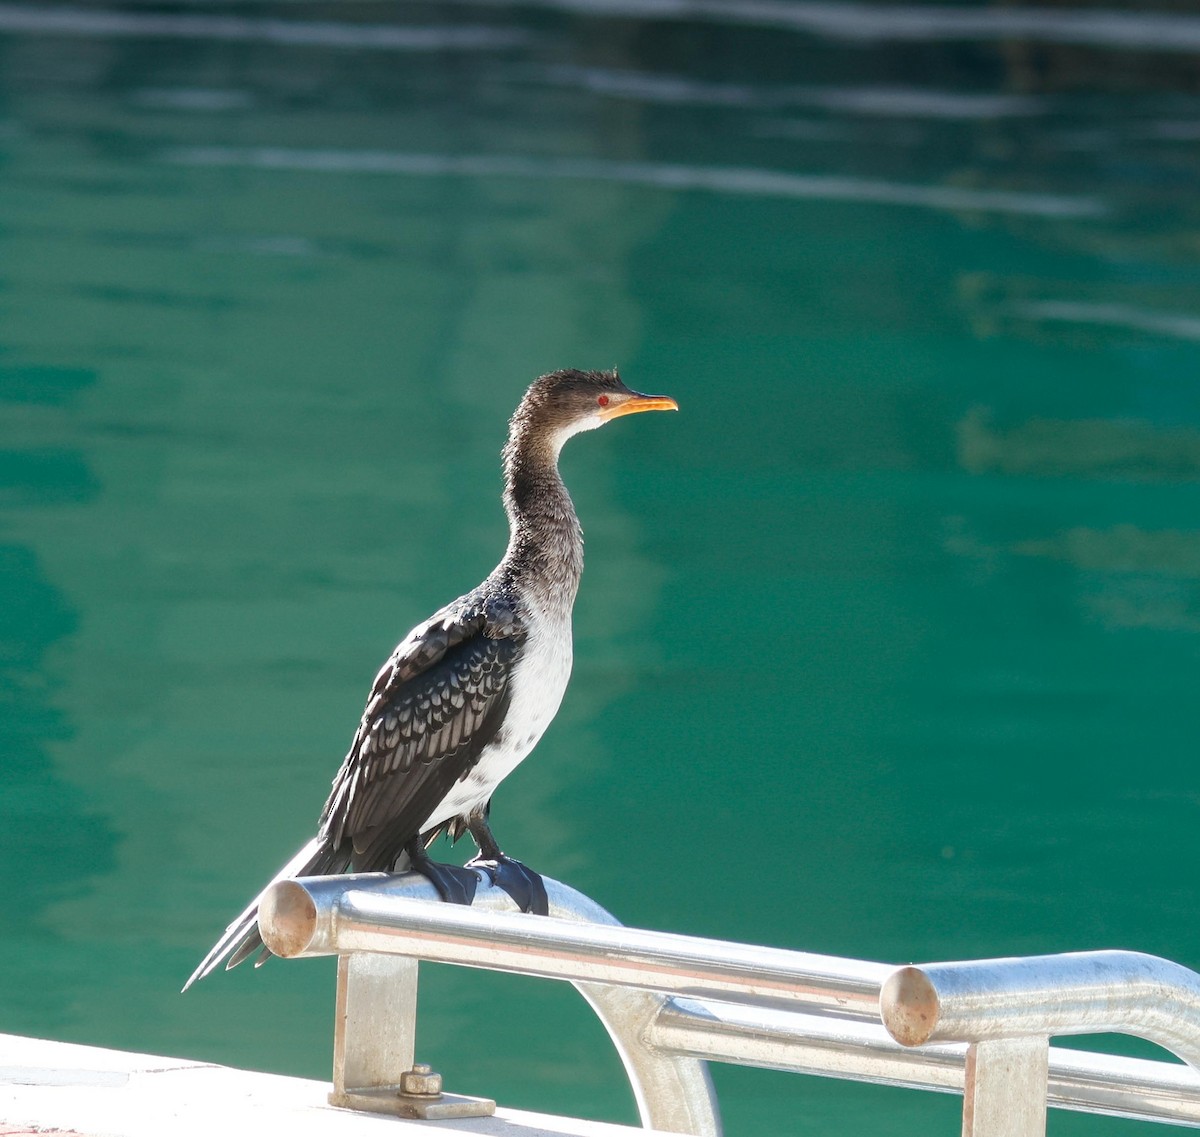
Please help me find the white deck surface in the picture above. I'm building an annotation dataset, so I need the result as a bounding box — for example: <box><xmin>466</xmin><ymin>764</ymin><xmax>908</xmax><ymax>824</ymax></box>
<box><xmin>0</xmin><ymin>1033</ymin><xmax>670</xmax><ymax>1137</ymax></box>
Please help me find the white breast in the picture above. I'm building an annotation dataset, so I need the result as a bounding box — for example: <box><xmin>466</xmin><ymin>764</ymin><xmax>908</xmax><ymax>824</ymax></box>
<box><xmin>420</xmin><ymin>607</ymin><xmax>573</xmax><ymax>834</ymax></box>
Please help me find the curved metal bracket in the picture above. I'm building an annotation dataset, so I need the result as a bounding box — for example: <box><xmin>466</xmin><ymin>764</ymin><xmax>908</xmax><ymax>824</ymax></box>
<box><xmin>880</xmin><ymin>951</ymin><xmax>1200</xmax><ymax>1137</ymax></box>
<box><xmin>881</xmin><ymin>950</ymin><xmax>1200</xmax><ymax>1072</ymax></box>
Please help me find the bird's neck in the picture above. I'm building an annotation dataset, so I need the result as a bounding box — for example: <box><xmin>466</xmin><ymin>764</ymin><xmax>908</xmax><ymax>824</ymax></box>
<box><xmin>499</xmin><ymin>430</ymin><xmax>583</xmax><ymax>608</ymax></box>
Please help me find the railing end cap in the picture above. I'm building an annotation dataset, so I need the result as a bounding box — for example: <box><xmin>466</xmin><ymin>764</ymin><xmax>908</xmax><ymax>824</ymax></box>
<box><xmin>880</xmin><ymin>965</ymin><xmax>940</xmax><ymax>1047</ymax></box>
<box><xmin>260</xmin><ymin>879</ymin><xmax>320</xmax><ymax>958</ymax></box>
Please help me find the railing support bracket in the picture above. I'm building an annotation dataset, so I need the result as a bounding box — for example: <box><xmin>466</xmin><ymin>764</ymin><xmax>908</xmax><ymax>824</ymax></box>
<box><xmin>327</xmin><ymin>951</ymin><xmax>497</xmax><ymax>1120</ymax></box>
<box><xmin>962</xmin><ymin>1037</ymin><xmax>1049</xmax><ymax>1137</ymax></box>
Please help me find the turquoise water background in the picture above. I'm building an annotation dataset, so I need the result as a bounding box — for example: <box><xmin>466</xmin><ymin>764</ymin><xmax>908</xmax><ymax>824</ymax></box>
<box><xmin>3</xmin><ymin>3</ymin><xmax>1200</xmax><ymax>1133</ymax></box>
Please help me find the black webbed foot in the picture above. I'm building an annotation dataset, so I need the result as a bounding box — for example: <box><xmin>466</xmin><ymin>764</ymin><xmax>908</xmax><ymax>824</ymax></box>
<box><xmin>418</xmin><ymin>860</ymin><xmax>481</xmax><ymax>906</ymax></box>
<box><xmin>461</xmin><ymin>809</ymin><xmax>549</xmax><ymax>915</ymax></box>
<box><xmin>406</xmin><ymin>840</ymin><xmax>480</xmax><ymax>906</ymax></box>
<box><xmin>466</xmin><ymin>855</ymin><xmax>549</xmax><ymax>916</ymax></box>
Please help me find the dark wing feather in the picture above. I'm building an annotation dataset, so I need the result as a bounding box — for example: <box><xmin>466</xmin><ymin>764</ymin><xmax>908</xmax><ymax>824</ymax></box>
<box><xmin>319</xmin><ymin>593</ymin><xmax>522</xmax><ymax>870</ymax></box>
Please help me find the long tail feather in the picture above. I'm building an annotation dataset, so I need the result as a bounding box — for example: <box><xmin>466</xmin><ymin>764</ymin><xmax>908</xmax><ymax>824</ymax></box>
<box><xmin>182</xmin><ymin>837</ymin><xmax>350</xmax><ymax>991</ymax></box>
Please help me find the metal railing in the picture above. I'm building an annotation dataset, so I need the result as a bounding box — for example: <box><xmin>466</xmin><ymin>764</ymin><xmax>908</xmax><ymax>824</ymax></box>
<box><xmin>257</xmin><ymin>871</ymin><xmax>1200</xmax><ymax>1136</ymax></box>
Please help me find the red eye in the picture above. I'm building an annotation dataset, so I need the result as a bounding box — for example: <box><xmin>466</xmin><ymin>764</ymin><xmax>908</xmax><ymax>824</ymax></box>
<box><xmin>597</xmin><ymin>395</ymin><xmax>610</xmax><ymax>407</ymax></box>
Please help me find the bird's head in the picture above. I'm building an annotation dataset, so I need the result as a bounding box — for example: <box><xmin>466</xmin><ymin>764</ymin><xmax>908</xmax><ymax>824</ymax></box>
<box><xmin>511</xmin><ymin>369</ymin><xmax>678</xmax><ymax>455</ymax></box>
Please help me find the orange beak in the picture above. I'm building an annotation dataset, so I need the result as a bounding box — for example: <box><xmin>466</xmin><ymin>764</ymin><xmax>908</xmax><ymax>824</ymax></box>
<box><xmin>599</xmin><ymin>393</ymin><xmax>679</xmax><ymax>422</ymax></box>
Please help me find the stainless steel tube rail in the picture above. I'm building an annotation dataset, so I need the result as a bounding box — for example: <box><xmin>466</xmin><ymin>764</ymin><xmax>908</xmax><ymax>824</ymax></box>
<box><xmin>654</xmin><ymin>998</ymin><xmax>1200</xmax><ymax>1125</ymax></box>
<box><xmin>260</xmin><ymin>873</ymin><xmax>890</xmax><ymax>1016</ymax></box>
<box><xmin>259</xmin><ymin>873</ymin><xmax>1200</xmax><ymax>1135</ymax></box>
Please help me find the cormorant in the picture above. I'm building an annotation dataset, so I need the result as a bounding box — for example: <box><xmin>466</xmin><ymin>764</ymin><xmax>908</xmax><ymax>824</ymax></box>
<box><xmin>183</xmin><ymin>369</ymin><xmax>677</xmax><ymax>989</ymax></box>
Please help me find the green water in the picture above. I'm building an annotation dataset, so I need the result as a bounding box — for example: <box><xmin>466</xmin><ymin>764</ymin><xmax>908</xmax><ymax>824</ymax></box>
<box><xmin>3</xmin><ymin>4</ymin><xmax>1200</xmax><ymax>1133</ymax></box>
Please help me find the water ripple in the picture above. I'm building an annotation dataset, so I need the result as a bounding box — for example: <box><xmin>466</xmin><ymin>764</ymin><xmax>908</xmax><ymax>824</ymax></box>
<box><xmin>448</xmin><ymin>0</ymin><xmax>1200</xmax><ymax>52</ymax></box>
<box><xmin>165</xmin><ymin>145</ymin><xmax>1107</xmax><ymax>220</ymax></box>
<box><xmin>0</xmin><ymin>4</ymin><xmax>529</xmax><ymax>51</ymax></box>
<box><xmin>539</xmin><ymin>65</ymin><xmax>1044</xmax><ymax>119</ymax></box>
<box><xmin>1014</xmin><ymin>300</ymin><xmax>1200</xmax><ymax>343</ymax></box>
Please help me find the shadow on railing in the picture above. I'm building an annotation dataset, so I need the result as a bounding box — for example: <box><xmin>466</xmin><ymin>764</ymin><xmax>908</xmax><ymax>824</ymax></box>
<box><xmin>257</xmin><ymin>872</ymin><xmax>1200</xmax><ymax>1137</ymax></box>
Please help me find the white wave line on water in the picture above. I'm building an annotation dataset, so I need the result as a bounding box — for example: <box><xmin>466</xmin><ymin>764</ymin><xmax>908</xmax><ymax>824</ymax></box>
<box><xmin>1015</xmin><ymin>301</ymin><xmax>1200</xmax><ymax>343</ymax></box>
<box><xmin>0</xmin><ymin>4</ymin><xmax>529</xmax><ymax>50</ymax></box>
<box><xmin>134</xmin><ymin>88</ymin><xmax>255</xmax><ymax>112</ymax></box>
<box><xmin>539</xmin><ymin>64</ymin><xmax>762</xmax><ymax>108</ymax></box>
<box><xmin>800</xmin><ymin>86</ymin><xmax>1043</xmax><ymax>120</ymax></box>
<box><xmin>164</xmin><ymin>145</ymin><xmax>1108</xmax><ymax>220</ymax></box>
<box><xmin>1149</xmin><ymin>122</ymin><xmax>1200</xmax><ymax>143</ymax></box>
<box><xmin>538</xmin><ymin>64</ymin><xmax>1044</xmax><ymax>119</ymax></box>
<box><xmin>443</xmin><ymin>0</ymin><xmax>1200</xmax><ymax>52</ymax></box>
<box><xmin>5</xmin><ymin>0</ymin><xmax>1196</xmax><ymax>53</ymax></box>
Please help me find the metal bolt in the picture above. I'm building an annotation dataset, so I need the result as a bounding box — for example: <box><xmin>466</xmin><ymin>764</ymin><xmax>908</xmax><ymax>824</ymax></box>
<box><xmin>399</xmin><ymin>1063</ymin><xmax>443</xmax><ymax>1099</ymax></box>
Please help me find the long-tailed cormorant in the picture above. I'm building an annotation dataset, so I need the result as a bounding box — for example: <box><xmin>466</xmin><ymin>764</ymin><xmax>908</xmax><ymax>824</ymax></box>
<box><xmin>183</xmin><ymin>369</ymin><xmax>677</xmax><ymax>989</ymax></box>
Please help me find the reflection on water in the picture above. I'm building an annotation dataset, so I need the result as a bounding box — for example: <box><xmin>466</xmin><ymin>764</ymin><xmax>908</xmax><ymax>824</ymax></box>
<box><xmin>959</xmin><ymin>410</ymin><xmax>1200</xmax><ymax>481</ymax></box>
<box><xmin>1014</xmin><ymin>527</ymin><xmax>1200</xmax><ymax>633</ymax></box>
<box><xmin>3</xmin><ymin>3</ymin><xmax>1200</xmax><ymax>1134</ymax></box>
<box><xmin>0</xmin><ymin>404</ymin><xmax>119</xmax><ymax>1031</ymax></box>
<box><xmin>1016</xmin><ymin>527</ymin><xmax>1200</xmax><ymax>578</ymax></box>
<box><xmin>1014</xmin><ymin>300</ymin><xmax>1200</xmax><ymax>344</ymax></box>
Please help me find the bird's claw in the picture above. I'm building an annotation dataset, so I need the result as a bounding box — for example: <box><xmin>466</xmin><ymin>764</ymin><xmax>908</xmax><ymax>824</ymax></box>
<box><xmin>466</xmin><ymin>855</ymin><xmax>549</xmax><ymax>915</ymax></box>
